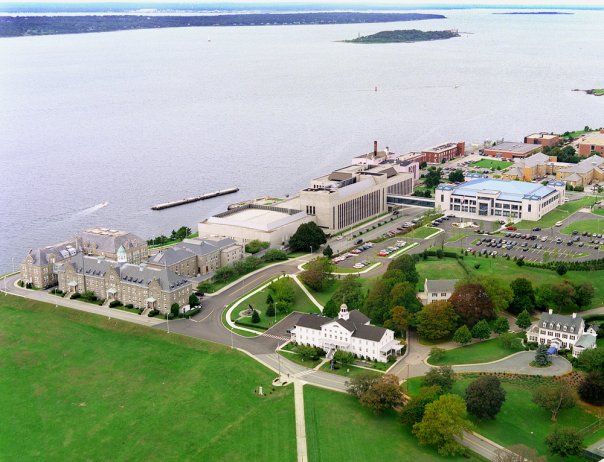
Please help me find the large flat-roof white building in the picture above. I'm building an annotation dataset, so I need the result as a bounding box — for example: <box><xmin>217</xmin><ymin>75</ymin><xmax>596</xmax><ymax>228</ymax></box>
<box><xmin>435</xmin><ymin>178</ymin><xmax>565</xmax><ymax>222</ymax></box>
<box><xmin>197</xmin><ymin>204</ymin><xmax>312</xmax><ymax>248</ymax></box>
<box><xmin>300</xmin><ymin>163</ymin><xmax>413</xmax><ymax>234</ymax></box>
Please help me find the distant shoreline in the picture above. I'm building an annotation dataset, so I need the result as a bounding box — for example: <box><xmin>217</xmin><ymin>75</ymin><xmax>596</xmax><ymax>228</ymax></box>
<box><xmin>0</xmin><ymin>12</ymin><xmax>446</xmax><ymax>38</ymax></box>
<box><xmin>493</xmin><ymin>12</ymin><xmax>574</xmax><ymax>15</ymax></box>
<box><xmin>573</xmin><ymin>88</ymin><xmax>604</xmax><ymax>97</ymax></box>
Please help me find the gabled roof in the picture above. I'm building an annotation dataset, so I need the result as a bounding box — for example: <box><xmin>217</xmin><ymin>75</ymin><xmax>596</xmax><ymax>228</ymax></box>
<box><xmin>296</xmin><ymin>313</ymin><xmax>332</xmax><ymax>330</ymax></box>
<box><xmin>349</xmin><ymin>310</ymin><xmax>370</xmax><ymax>325</ymax></box>
<box><xmin>538</xmin><ymin>312</ymin><xmax>583</xmax><ymax>332</ymax></box>
<box><xmin>76</xmin><ymin>228</ymin><xmax>146</xmax><ymax>253</ymax></box>
<box><xmin>26</xmin><ymin>240</ymin><xmax>78</xmax><ymax>266</ymax></box>
<box><xmin>425</xmin><ymin>279</ymin><xmax>458</xmax><ymax>293</ymax></box>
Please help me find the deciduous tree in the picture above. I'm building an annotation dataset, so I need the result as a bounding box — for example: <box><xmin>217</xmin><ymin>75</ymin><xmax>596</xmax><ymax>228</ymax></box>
<box><xmin>415</xmin><ymin>301</ymin><xmax>459</xmax><ymax>341</ymax></box>
<box><xmin>288</xmin><ymin>222</ymin><xmax>327</xmax><ymax>252</ymax></box>
<box><xmin>384</xmin><ymin>305</ymin><xmax>408</xmax><ymax>335</ymax></box>
<box><xmin>545</xmin><ymin>427</ymin><xmax>584</xmax><ymax>458</ymax></box>
<box><xmin>509</xmin><ymin>278</ymin><xmax>535</xmax><ymax>314</ymax></box>
<box><xmin>413</xmin><ymin>394</ymin><xmax>473</xmax><ymax>455</ymax></box>
<box><xmin>578</xmin><ymin>372</ymin><xmax>604</xmax><ymax>405</ymax></box>
<box><xmin>399</xmin><ymin>385</ymin><xmax>442</xmax><ymax>426</ymax></box>
<box><xmin>324</xmin><ymin>275</ymin><xmax>365</xmax><ymax>317</ymax></box>
<box><xmin>386</xmin><ymin>254</ymin><xmax>419</xmax><ymax>284</ymax></box>
<box><xmin>464</xmin><ymin>376</ymin><xmax>506</xmax><ymax>420</ymax></box>
<box><xmin>299</xmin><ymin>256</ymin><xmax>333</xmax><ymax>291</ymax></box>
<box><xmin>448</xmin><ymin>169</ymin><xmax>464</xmax><ymax>183</ymax></box>
<box><xmin>347</xmin><ymin>372</ymin><xmax>379</xmax><ymax>398</ymax></box>
<box><xmin>578</xmin><ymin>347</ymin><xmax>604</xmax><ymax>373</ymax></box>
<box><xmin>450</xmin><ymin>283</ymin><xmax>495</xmax><ymax>326</ymax></box>
<box><xmin>423</xmin><ymin>366</ymin><xmax>455</xmax><ymax>392</ymax></box>
<box><xmin>533</xmin><ymin>383</ymin><xmax>576</xmax><ymax>422</ymax></box>
<box><xmin>359</xmin><ymin>374</ymin><xmax>405</xmax><ymax>415</ymax></box>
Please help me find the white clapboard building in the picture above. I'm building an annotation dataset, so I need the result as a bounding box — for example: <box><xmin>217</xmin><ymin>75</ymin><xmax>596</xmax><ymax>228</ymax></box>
<box><xmin>290</xmin><ymin>304</ymin><xmax>402</xmax><ymax>363</ymax></box>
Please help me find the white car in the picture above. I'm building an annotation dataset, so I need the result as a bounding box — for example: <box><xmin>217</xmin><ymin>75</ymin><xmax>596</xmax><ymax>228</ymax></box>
<box><xmin>555</xmin><ymin>221</ymin><xmax>563</xmax><ymax>227</ymax></box>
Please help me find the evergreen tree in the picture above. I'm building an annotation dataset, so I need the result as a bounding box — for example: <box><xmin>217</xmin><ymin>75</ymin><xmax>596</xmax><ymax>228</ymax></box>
<box><xmin>322</xmin><ymin>245</ymin><xmax>334</xmax><ymax>259</ymax></box>
<box><xmin>471</xmin><ymin>319</ymin><xmax>491</xmax><ymax>340</ymax></box>
<box><xmin>534</xmin><ymin>344</ymin><xmax>551</xmax><ymax>367</ymax></box>
<box><xmin>515</xmin><ymin>309</ymin><xmax>532</xmax><ymax>329</ymax></box>
<box><xmin>453</xmin><ymin>325</ymin><xmax>472</xmax><ymax>345</ymax></box>
<box><xmin>492</xmin><ymin>316</ymin><xmax>509</xmax><ymax>334</ymax></box>
<box><xmin>251</xmin><ymin>309</ymin><xmax>261</xmax><ymax>323</ymax></box>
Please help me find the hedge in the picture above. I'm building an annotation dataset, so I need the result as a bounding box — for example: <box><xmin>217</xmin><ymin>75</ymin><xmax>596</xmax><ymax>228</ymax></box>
<box><xmin>234</xmin><ymin>320</ymin><xmax>268</xmax><ymax>331</ymax></box>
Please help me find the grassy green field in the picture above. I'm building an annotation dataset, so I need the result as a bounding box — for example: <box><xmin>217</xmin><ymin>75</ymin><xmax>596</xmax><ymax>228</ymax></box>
<box><xmin>415</xmin><ymin>255</ymin><xmax>604</xmax><ymax>308</ymax></box>
<box><xmin>231</xmin><ymin>278</ymin><xmax>321</xmax><ymax>329</ymax></box>
<box><xmin>405</xmin><ymin>226</ymin><xmax>441</xmax><ymax>239</ymax></box>
<box><xmin>426</xmin><ymin>334</ymin><xmax>524</xmax><ymax>366</ymax></box>
<box><xmin>404</xmin><ymin>376</ymin><xmax>603</xmax><ymax>462</ymax></box>
<box><xmin>561</xmin><ymin>218</ymin><xmax>604</xmax><ymax>235</ymax></box>
<box><xmin>319</xmin><ymin>362</ymin><xmax>382</xmax><ymax>378</ymax></box>
<box><xmin>305</xmin><ymin>278</ymin><xmax>372</xmax><ymax>308</ymax></box>
<box><xmin>304</xmin><ymin>386</ymin><xmax>483</xmax><ymax>462</ymax></box>
<box><xmin>471</xmin><ymin>159</ymin><xmax>513</xmax><ymax>170</ymax></box>
<box><xmin>516</xmin><ymin>196</ymin><xmax>598</xmax><ymax>229</ymax></box>
<box><xmin>0</xmin><ymin>295</ymin><xmax>296</xmax><ymax>461</ymax></box>
<box><xmin>279</xmin><ymin>350</ymin><xmax>322</xmax><ymax>368</ymax></box>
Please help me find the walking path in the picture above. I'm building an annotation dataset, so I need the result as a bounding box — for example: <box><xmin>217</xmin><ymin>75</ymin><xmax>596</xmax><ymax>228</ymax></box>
<box><xmin>294</xmin><ymin>381</ymin><xmax>308</xmax><ymax>462</ymax></box>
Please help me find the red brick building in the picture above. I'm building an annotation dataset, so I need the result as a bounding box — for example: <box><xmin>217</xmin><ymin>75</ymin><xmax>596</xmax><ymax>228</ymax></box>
<box><xmin>578</xmin><ymin>130</ymin><xmax>604</xmax><ymax>157</ymax></box>
<box><xmin>420</xmin><ymin>142</ymin><xmax>465</xmax><ymax>164</ymax></box>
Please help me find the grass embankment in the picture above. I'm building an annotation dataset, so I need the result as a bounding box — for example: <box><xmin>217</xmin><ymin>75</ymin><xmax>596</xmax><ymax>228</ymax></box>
<box><xmin>231</xmin><ymin>279</ymin><xmax>320</xmax><ymax>329</ymax></box>
<box><xmin>415</xmin><ymin>255</ymin><xmax>604</xmax><ymax>308</ymax></box>
<box><xmin>405</xmin><ymin>226</ymin><xmax>441</xmax><ymax>239</ymax></box>
<box><xmin>304</xmin><ymin>278</ymin><xmax>373</xmax><ymax>308</ymax></box>
<box><xmin>404</xmin><ymin>376</ymin><xmax>604</xmax><ymax>462</ymax></box>
<box><xmin>278</xmin><ymin>350</ymin><xmax>322</xmax><ymax>368</ymax></box>
<box><xmin>0</xmin><ymin>295</ymin><xmax>296</xmax><ymax>461</ymax></box>
<box><xmin>470</xmin><ymin>159</ymin><xmax>513</xmax><ymax>170</ymax></box>
<box><xmin>304</xmin><ymin>386</ymin><xmax>482</xmax><ymax>462</ymax></box>
<box><xmin>426</xmin><ymin>333</ymin><xmax>524</xmax><ymax>366</ymax></box>
<box><xmin>319</xmin><ymin>362</ymin><xmax>382</xmax><ymax>378</ymax></box>
<box><xmin>516</xmin><ymin>196</ymin><xmax>598</xmax><ymax>229</ymax></box>
<box><xmin>561</xmin><ymin>218</ymin><xmax>604</xmax><ymax>235</ymax></box>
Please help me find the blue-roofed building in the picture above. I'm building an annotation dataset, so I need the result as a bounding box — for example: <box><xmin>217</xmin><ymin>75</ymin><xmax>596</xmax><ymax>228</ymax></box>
<box><xmin>435</xmin><ymin>178</ymin><xmax>565</xmax><ymax>221</ymax></box>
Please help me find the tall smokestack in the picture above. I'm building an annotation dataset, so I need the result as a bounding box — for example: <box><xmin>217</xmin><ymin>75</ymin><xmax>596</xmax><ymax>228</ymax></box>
<box><xmin>374</xmin><ymin>140</ymin><xmax>378</xmax><ymax>157</ymax></box>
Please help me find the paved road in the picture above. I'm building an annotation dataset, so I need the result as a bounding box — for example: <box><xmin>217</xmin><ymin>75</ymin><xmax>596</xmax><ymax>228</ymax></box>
<box><xmin>452</xmin><ymin>351</ymin><xmax>572</xmax><ymax>376</ymax></box>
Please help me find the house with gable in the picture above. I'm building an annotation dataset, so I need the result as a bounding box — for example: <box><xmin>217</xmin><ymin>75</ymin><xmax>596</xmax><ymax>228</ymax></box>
<box><xmin>527</xmin><ymin>309</ymin><xmax>598</xmax><ymax>357</ymax></box>
<box><xmin>291</xmin><ymin>304</ymin><xmax>403</xmax><ymax>362</ymax></box>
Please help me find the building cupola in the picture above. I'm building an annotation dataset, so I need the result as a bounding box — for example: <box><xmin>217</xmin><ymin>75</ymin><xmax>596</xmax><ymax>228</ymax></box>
<box><xmin>117</xmin><ymin>245</ymin><xmax>127</xmax><ymax>263</ymax></box>
<box><xmin>338</xmin><ymin>303</ymin><xmax>350</xmax><ymax>321</ymax></box>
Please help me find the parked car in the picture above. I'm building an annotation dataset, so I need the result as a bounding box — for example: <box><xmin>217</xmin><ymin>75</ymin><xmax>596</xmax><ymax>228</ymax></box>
<box><xmin>555</xmin><ymin>221</ymin><xmax>563</xmax><ymax>227</ymax></box>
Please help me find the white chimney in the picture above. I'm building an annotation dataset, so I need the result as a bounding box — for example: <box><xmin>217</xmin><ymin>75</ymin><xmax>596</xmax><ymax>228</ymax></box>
<box><xmin>548</xmin><ymin>309</ymin><xmax>553</xmax><ymax>315</ymax></box>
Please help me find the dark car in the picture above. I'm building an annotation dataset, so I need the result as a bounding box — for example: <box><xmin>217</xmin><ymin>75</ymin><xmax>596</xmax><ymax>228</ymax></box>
<box><xmin>532</xmin><ymin>227</ymin><xmax>541</xmax><ymax>231</ymax></box>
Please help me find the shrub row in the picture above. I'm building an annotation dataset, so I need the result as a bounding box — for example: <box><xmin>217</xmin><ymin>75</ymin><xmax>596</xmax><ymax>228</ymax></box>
<box><xmin>234</xmin><ymin>320</ymin><xmax>268</xmax><ymax>330</ymax></box>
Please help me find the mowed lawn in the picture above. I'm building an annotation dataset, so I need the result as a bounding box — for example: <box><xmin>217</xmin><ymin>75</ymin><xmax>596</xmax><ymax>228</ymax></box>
<box><xmin>303</xmin><ymin>386</ymin><xmax>482</xmax><ymax>462</ymax></box>
<box><xmin>416</xmin><ymin>256</ymin><xmax>604</xmax><ymax>308</ymax></box>
<box><xmin>471</xmin><ymin>159</ymin><xmax>513</xmax><ymax>170</ymax></box>
<box><xmin>426</xmin><ymin>334</ymin><xmax>524</xmax><ymax>366</ymax></box>
<box><xmin>0</xmin><ymin>295</ymin><xmax>296</xmax><ymax>462</ymax></box>
<box><xmin>516</xmin><ymin>196</ymin><xmax>598</xmax><ymax>229</ymax></box>
<box><xmin>404</xmin><ymin>377</ymin><xmax>603</xmax><ymax>462</ymax></box>
<box><xmin>561</xmin><ymin>218</ymin><xmax>604</xmax><ymax>235</ymax></box>
<box><xmin>405</xmin><ymin>226</ymin><xmax>441</xmax><ymax>239</ymax></box>
<box><xmin>232</xmin><ymin>278</ymin><xmax>320</xmax><ymax>329</ymax></box>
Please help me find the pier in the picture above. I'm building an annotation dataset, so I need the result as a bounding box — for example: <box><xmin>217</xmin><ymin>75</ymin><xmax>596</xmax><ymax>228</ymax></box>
<box><xmin>151</xmin><ymin>187</ymin><xmax>239</xmax><ymax>210</ymax></box>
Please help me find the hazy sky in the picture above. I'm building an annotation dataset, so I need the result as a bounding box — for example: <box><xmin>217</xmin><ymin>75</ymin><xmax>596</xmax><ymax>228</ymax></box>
<box><xmin>5</xmin><ymin>0</ymin><xmax>604</xmax><ymax>5</ymax></box>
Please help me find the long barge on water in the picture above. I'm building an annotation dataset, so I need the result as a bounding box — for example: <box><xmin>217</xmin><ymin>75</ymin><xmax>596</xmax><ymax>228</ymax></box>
<box><xmin>151</xmin><ymin>187</ymin><xmax>239</xmax><ymax>210</ymax></box>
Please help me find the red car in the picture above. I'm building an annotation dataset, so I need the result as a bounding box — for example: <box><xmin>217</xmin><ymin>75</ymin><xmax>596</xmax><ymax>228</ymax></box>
<box><xmin>506</xmin><ymin>226</ymin><xmax>517</xmax><ymax>231</ymax></box>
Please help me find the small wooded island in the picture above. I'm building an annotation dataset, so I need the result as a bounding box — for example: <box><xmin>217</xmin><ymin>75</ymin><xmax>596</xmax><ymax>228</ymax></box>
<box><xmin>345</xmin><ymin>29</ymin><xmax>460</xmax><ymax>44</ymax></box>
<box><xmin>573</xmin><ymin>88</ymin><xmax>604</xmax><ymax>96</ymax></box>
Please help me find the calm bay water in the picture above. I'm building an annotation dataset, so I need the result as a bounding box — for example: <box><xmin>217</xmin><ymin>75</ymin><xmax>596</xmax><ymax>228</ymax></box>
<box><xmin>1</xmin><ymin>10</ymin><xmax>603</xmax><ymax>272</ymax></box>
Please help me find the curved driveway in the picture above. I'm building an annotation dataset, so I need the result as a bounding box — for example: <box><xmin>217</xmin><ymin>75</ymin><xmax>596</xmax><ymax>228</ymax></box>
<box><xmin>452</xmin><ymin>351</ymin><xmax>572</xmax><ymax>376</ymax></box>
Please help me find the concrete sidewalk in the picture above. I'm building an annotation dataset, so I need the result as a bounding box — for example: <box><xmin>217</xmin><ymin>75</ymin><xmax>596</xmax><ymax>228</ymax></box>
<box><xmin>294</xmin><ymin>381</ymin><xmax>308</xmax><ymax>462</ymax></box>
